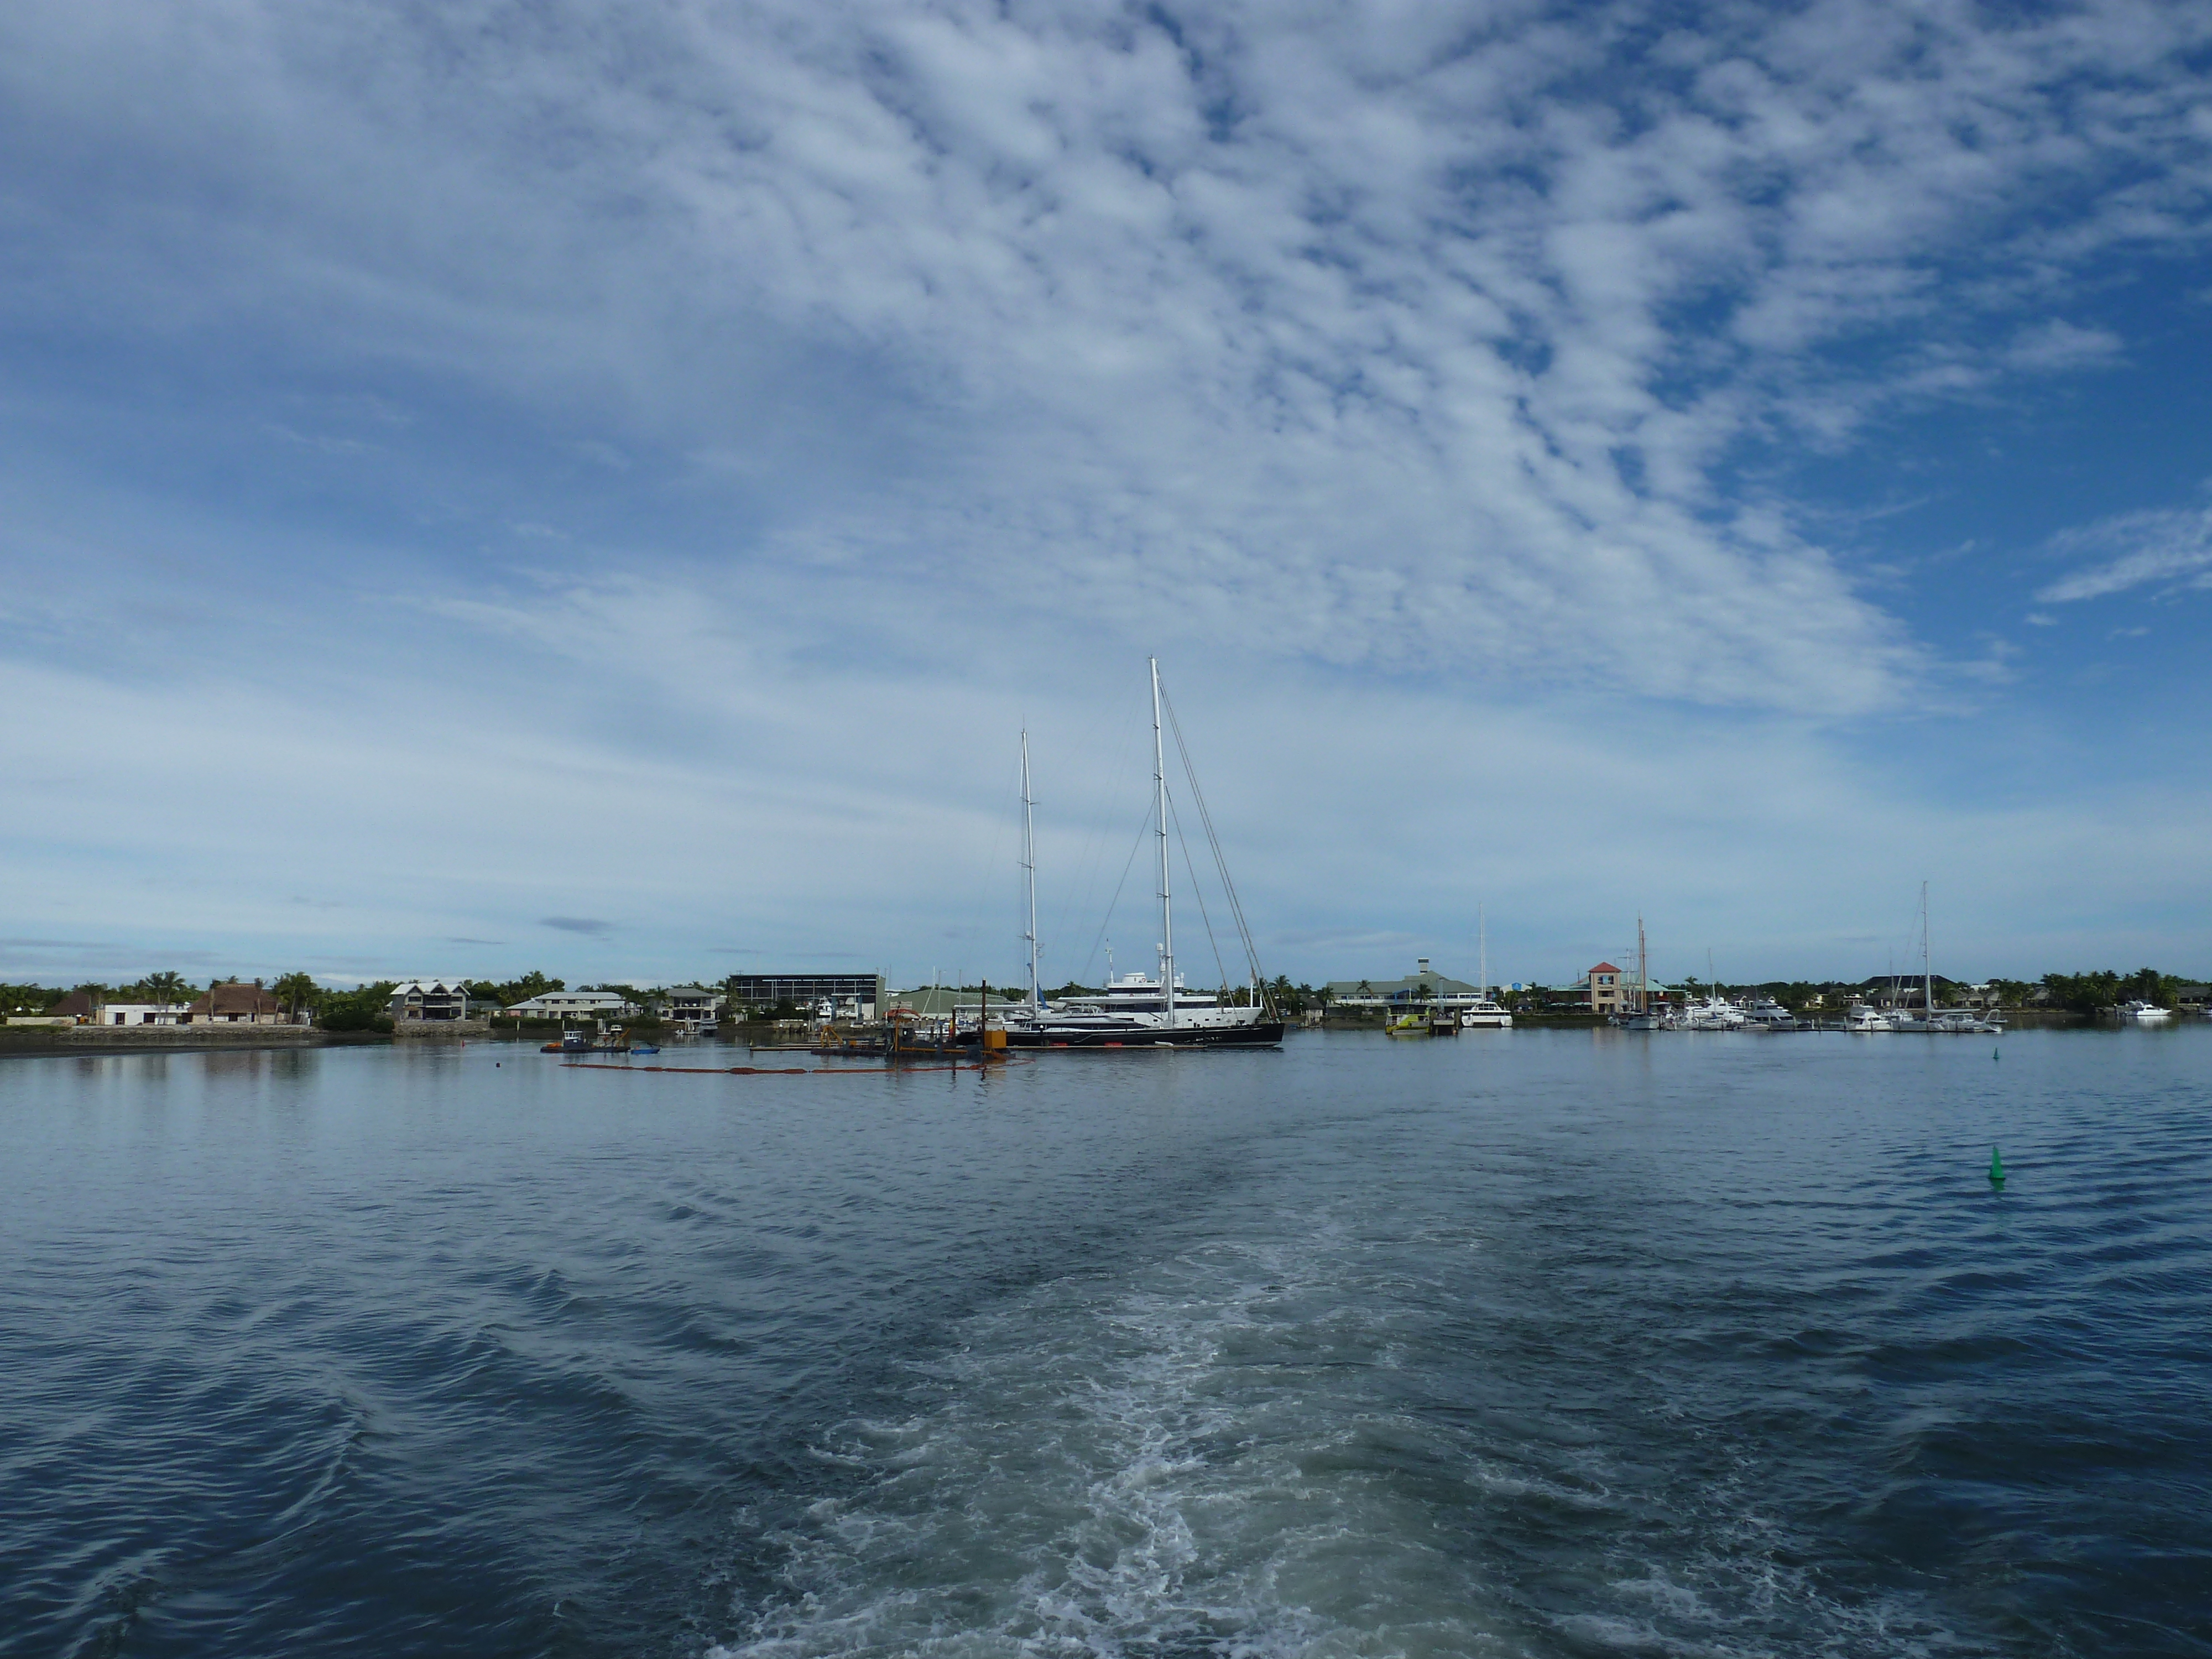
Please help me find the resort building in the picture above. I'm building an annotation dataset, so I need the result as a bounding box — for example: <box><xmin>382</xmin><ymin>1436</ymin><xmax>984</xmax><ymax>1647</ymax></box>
<box><xmin>185</xmin><ymin>982</ymin><xmax>297</xmax><ymax>1024</ymax></box>
<box><xmin>726</xmin><ymin>973</ymin><xmax>884</xmax><ymax>1021</ymax></box>
<box><xmin>387</xmin><ymin>978</ymin><xmax>475</xmax><ymax>1021</ymax></box>
<box><xmin>1325</xmin><ymin>959</ymin><xmax>1488</xmax><ymax>1011</ymax></box>
<box><xmin>501</xmin><ymin>990</ymin><xmax>639</xmax><ymax>1022</ymax></box>
<box><xmin>97</xmin><ymin>1002</ymin><xmax>191</xmax><ymax>1026</ymax></box>
<box><xmin>660</xmin><ymin>985</ymin><xmax>727</xmax><ymax>1029</ymax></box>
<box><xmin>1581</xmin><ymin>963</ymin><xmax>1629</xmax><ymax>1016</ymax></box>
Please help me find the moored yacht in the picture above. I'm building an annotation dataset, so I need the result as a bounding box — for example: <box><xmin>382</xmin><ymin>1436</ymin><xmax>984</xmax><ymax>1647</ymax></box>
<box><xmin>1458</xmin><ymin>902</ymin><xmax>1512</xmax><ymax>1027</ymax></box>
<box><xmin>2114</xmin><ymin>1000</ymin><xmax>2171</xmax><ymax>1023</ymax></box>
<box><xmin>1007</xmin><ymin>969</ymin><xmax>1281</xmax><ymax>1047</ymax></box>
<box><xmin>1003</xmin><ymin>660</ymin><xmax>1284</xmax><ymax>1051</ymax></box>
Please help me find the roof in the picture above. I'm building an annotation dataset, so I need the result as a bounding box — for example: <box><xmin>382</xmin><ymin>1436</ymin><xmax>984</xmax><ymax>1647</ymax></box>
<box><xmin>1589</xmin><ymin>963</ymin><xmax>1622</xmax><ymax>975</ymax></box>
<box><xmin>50</xmin><ymin>990</ymin><xmax>97</xmax><ymax>1018</ymax></box>
<box><xmin>187</xmin><ymin>982</ymin><xmax>284</xmax><ymax>1015</ymax></box>
<box><xmin>884</xmin><ymin>987</ymin><xmax>1025</xmax><ymax>1016</ymax></box>
<box><xmin>391</xmin><ymin>978</ymin><xmax>470</xmax><ymax>995</ymax></box>
<box><xmin>1324</xmin><ymin>973</ymin><xmax>1480</xmax><ymax>998</ymax></box>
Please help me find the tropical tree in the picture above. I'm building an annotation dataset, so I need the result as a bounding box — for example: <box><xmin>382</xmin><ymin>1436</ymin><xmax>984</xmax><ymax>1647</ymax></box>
<box><xmin>142</xmin><ymin>970</ymin><xmax>187</xmax><ymax>1005</ymax></box>
<box><xmin>270</xmin><ymin>972</ymin><xmax>319</xmax><ymax>1019</ymax></box>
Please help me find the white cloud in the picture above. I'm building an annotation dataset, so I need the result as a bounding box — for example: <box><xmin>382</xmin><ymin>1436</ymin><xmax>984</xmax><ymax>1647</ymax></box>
<box><xmin>6</xmin><ymin>0</ymin><xmax>2208</xmax><ymax>716</ymax></box>
<box><xmin>2005</xmin><ymin>319</ymin><xmax>2126</xmax><ymax>373</ymax></box>
<box><xmin>2037</xmin><ymin>505</ymin><xmax>2212</xmax><ymax>601</ymax></box>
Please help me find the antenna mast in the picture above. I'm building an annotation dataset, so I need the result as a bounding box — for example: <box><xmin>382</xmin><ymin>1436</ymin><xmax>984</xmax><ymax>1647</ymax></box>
<box><xmin>1151</xmin><ymin>657</ymin><xmax>1175</xmax><ymax>1027</ymax></box>
<box><xmin>1021</xmin><ymin>730</ymin><xmax>1040</xmax><ymax>1013</ymax></box>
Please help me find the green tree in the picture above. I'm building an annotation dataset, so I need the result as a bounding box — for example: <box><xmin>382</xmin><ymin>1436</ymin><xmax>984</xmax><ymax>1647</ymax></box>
<box><xmin>270</xmin><ymin>972</ymin><xmax>319</xmax><ymax>1020</ymax></box>
<box><xmin>319</xmin><ymin>980</ymin><xmax>398</xmax><ymax>1033</ymax></box>
<box><xmin>497</xmin><ymin>971</ymin><xmax>564</xmax><ymax>1004</ymax></box>
<box><xmin>0</xmin><ymin>983</ymin><xmax>63</xmax><ymax>1015</ymax></box>
<box><xmin>2041</xmin><ymin>970</ymin><xmax>2121</xmax><ymax>1014</ymax></box>
<box><xmin>141</xmin><ymin>970</ymin><xmax>188</xmax><ymax>1005</ymax></box>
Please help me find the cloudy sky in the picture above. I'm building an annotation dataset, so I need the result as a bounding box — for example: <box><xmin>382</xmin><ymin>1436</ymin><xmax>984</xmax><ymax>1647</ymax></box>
<box><xmin>4</xmin><ymin>0</ymin><xmax>2209</xmax><ymax>992</ymax></box>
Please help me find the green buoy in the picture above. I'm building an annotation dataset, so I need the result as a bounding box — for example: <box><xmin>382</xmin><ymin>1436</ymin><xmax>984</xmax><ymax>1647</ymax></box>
<box><xmin>1989</xmin><ymin>1145</ymin><xmax>2005</xmax><ymax>1188</ymax></box>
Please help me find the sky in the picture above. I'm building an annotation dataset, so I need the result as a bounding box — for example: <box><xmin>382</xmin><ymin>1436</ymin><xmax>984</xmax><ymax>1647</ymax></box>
<box><xmin>3</xmin><ymin>0</ymin><xmax>2209</xmax><ymax>993</ymax></box>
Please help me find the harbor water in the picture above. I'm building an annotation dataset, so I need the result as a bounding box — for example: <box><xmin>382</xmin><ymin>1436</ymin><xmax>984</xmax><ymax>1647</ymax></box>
<box><xmin>3</xmin><ymin>1027</ymin><xmax>2208</xmax><ymax>1657</ymax></box>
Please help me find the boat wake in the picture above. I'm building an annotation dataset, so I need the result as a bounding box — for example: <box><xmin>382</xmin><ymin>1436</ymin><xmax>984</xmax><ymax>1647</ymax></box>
<box><xmin>702</xmin><ymin>1198</ymin><xmax>1971</xmax><ymax>1659</ymax></box>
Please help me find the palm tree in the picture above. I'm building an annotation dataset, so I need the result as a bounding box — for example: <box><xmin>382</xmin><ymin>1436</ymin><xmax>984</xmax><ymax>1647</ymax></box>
<box><xmin>143</xmin><ymin>970</ymin><xmax>186</xmax><ymax>1006</ymax></box>
<box><xmin>272</xmin><ymin>972</ymin><xmax>319</xmax><ymax>1021</ymax></box>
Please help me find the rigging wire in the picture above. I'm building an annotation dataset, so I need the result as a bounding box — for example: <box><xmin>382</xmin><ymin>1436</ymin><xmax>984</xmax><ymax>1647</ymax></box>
<box><xmin>1157</xmin><ymin>680</ymin><xmax>1269</xmax><ymax>1009</ymax></box>
<box><xmin>1167</xmin><ymin>788</ymin><xmax>1233</xmax><ymax>996</ymax></box>
<box><xmin>1079</xmin><ymin>802</ymin><xmax>1156</xmax><ymax>988</ymax></box>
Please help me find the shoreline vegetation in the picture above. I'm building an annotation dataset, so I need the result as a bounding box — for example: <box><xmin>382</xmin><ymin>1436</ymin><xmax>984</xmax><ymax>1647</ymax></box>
<box><xmin>4</xmin><ymin>969</ymin><xmax>2194</xmax><ymax>1057</ymax></box>
<box><xmin>0</xmin><ymin>967</ymin><xmax>2197</xmax><ymax>1056</ymax></box>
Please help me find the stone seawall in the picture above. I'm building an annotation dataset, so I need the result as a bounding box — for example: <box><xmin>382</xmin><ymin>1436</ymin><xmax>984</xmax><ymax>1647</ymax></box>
<box><xmin>0</xmin><ymin>1022</ymin><xmax>334</xmax><ymax>1055</ymax></box>
<box><xmin>393</xmin><ymin>1018</ymin><xmax>492</xmax><ymax>1039</ymax></box>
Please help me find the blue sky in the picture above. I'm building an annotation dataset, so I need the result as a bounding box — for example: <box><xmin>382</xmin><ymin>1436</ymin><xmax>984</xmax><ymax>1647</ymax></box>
<box><xmin>3</xmin><ymin>0</ymin><xmax>2209</xmax><ymax>992</ymax></box>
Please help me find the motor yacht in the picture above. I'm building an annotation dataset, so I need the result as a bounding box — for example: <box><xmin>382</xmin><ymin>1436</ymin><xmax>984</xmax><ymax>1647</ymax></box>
<box><xmin>1007</xmin><ymin>970</ymin><xmax>1282</xmax><ymax>1048</ymax></box>
<box><xmin>2114</xmin><ymin>1000</ymin><xmax>2171</xmax><ymax>1023</ymax></box>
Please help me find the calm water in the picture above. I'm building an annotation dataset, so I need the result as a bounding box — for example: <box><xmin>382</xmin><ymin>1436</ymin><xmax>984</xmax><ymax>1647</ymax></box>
<box><xmin>3</xmin><ymin>1028</ymin><xmax>2208</xmax><ymax>1658</ymax></box>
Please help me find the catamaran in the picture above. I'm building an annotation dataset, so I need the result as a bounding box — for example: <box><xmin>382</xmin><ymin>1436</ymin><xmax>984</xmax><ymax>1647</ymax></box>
<box><xmin>1004</xmin><ymin>660</ymin><xmax>1285</xmax><ymax>1049</ymax></box>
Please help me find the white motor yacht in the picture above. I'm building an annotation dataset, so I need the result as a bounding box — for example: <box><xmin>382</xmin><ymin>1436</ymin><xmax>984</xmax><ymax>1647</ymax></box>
<box><xmin>1844</xmin><ymin>1003</ymin><xmax>1893</xmax><ymax>1032</ymax></box>
<box><xmin>1009</xmin><ymin>970</ymin><xmax>1280</xmax><ymax>1047</ymax></box>
<box><xmin>2114</xmin><ymin>1000</ymin><xmax>2171</xmax><ymax>1023</ymax></box>
<box><xmin>1744</xmin><ymin>998</ymin><xmax>1797</xmax><ymax>1029</ymax></box>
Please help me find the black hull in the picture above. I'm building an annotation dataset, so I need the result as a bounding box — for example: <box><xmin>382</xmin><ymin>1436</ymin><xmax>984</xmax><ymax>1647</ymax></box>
<box><xmin>1005</xmin><ymin>1021</ymin><xmax>1284</xmax><ymax>1050</ymax></box>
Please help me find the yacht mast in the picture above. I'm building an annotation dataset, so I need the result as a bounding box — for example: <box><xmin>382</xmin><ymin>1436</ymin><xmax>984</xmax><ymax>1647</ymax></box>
<box><xmin>1021</xmin><ymin>730</ymin><xmax>1040</xmax><ymax>1013</ymax></box>
<box><xmin>1151</xmin><ymin>656</ymin><xmax>1176</xmax><ymax>1027</ymax></box>
<box><xmin>1637</xmin><ymin>915</ymin><xmax>1648</xmax><ymax>1014</ymax></box>
<box><xmin>1922</xmin><ymin>880</ymin><xmax>1934</xmax><ymax>1017</ymax></box>
<box><xmin>1479</xmin><ymin>901</ymin><xmax>1488</xmax><ymax>1001</ymax></box>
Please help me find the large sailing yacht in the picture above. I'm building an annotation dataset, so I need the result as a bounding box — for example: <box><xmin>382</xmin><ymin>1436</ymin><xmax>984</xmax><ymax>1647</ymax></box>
<box><xmin>1004</xmin><ymin>660</ymin><xmax>1284</xmax><ymax>1050</ymax></box>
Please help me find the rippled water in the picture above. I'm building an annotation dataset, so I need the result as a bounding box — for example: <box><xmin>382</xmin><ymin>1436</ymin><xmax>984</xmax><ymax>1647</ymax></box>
<box><xmin>3</xmin><ymin>1028</ymin><xmax>2208</xmax><ymax>1658</ymax></box>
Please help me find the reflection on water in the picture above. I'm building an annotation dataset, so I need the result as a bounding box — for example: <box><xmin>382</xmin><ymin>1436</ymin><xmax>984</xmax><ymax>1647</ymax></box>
<box><xmin>1</xmin><ymin>1028</ymin><xmax>2206</xmax><ymax>1658</ymax></box>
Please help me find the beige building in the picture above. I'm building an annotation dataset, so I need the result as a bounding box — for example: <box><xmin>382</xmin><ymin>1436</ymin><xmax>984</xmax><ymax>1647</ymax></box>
<box><xmin>1583</xmin><ymin>962</ymin><xmax>1629</xmax><ymax>1016</ymax></box>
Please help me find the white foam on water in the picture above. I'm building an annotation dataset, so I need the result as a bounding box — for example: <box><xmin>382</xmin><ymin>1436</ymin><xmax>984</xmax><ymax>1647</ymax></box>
<box><xmin>700</xmin><ymin>1208</ymin><xmax>1981</xmax><ymax>1659</ymax></box>
<box><xmin>706</xmin><ymin>1223</ymin><xmax>1506</xmax><ymax>1659</ymax></box>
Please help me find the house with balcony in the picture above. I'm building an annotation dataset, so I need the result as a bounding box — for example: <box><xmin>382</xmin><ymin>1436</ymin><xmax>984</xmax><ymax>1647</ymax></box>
<box><xmin>388</xmin><ymin>978</ymin><xmax>475</xmax><ymax>1021</ymax></box>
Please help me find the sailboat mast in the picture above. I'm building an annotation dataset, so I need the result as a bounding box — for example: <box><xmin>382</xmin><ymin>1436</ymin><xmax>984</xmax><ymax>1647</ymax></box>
<box><xmin>1151</xmin><ymin>656</ymin><xmax>1175</xmax><ymax>1027</ymax></box>
<box><xmin>1637</xmin><ymin>915</ymin><xmax>1648</xmax><ymax>1014</ymax></box>
<box><xmin>1479</xmin><ymin>901</ymin><xmax>1488</xmax><ymax>1001</ymax></box>
<box><xmin>1021</xmin><ymin>730</ymin><xmax>1040</xmax><ymax>1013</ymax></box>
<box><xmin>1922</xmin><ymin>880</ymin><xmax>1933</xmax><ymax>1016</ymax></box>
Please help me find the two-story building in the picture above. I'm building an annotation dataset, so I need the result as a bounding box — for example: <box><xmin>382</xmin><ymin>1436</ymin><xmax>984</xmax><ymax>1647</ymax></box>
<box><xmin>502</xmin><ymin>990</ymin><xmax>639</xmax><ymax>1023</ymax></box>
<box><xmin>661</xmin><ymin>985</ymin><xmax>727</xmax><ymax>1029</ymax></box>
<box><xmin>388</xmin><ymin>978</ymin><xmax>474</xmax><ymax>1021</ymax></box>
<box><xmin>1581</xmin><ymin>963</ymin><xmax>1630</xmax><ymax>1016</ymax></box>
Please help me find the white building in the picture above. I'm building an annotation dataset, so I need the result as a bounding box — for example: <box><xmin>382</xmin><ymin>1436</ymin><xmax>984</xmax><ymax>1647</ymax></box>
<box><xmin>661</xmin><ymin>985</ymin><xmax>727</xmax><ymax>1029</ymax></box>
<box><xmin>97</xmin><ymin>1002</ymin><xmax>191</xmax><ymax>1026</ymax></box>
<box><xmin>388</xmin><ymin>978</ymin><xmax>475</xmax><ymax>1021</ymax></box>
<box><xmin>502</xmin><ymin>991</ymin><xmax>638</xmax><ymax>1022</ymax></box>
